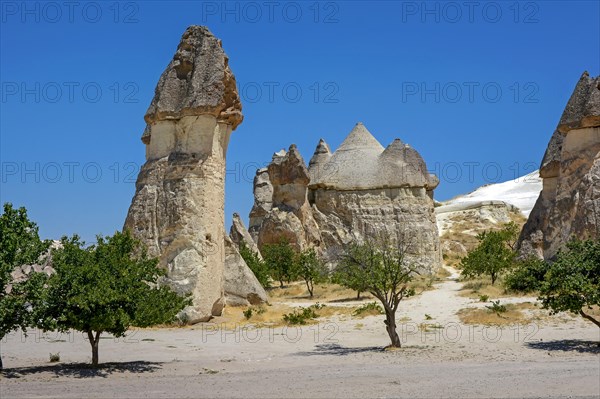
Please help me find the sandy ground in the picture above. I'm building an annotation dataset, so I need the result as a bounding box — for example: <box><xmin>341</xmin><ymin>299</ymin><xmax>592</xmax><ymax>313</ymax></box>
<box><xmin>1</xmin><ymin>266</ymin><xmax>599</xmax><ymax>399</ymax></box>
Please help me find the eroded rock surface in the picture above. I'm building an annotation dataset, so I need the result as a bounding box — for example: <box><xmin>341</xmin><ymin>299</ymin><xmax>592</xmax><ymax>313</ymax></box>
<box><xmin>124</xmin><ymin>26</ymin><xmax>243</xmax><ymax>322</ymax></box>
<box><xmin>518</xmin><ymin>72</ymin><xmax>600</xmax><ymax>259</ymax></box>
<box><xmin>250</xmin><ymin>123</ymin><xmax>441</xmax><ymax>273</ymax></box>
<box><xmin>223</xmin><ymin>236</ymin><xmax>268</xmax><ymax>307</ymax></box>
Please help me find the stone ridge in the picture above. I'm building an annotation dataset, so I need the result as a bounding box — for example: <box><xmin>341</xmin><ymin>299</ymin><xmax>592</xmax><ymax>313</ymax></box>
<box><xmin>143</xmin><ymin>25</ymin><xmax>243</xmax><ymax>132</ymax></box>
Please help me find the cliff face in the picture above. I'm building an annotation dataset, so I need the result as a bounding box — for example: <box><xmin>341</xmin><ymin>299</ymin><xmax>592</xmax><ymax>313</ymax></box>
<box><xmin>124</xmin><ymin>26</ymin><xmax>243</xmax><ymax>322</ymax></box>
<box><xmin>518</xmin><ymin>72</ymin><xmax>600</xmax><ymax>259</ymax></box>
<box><xmin>251</xmin><ymin>123</ymin><xmax>441</xmax><ymax>273</ymax></box>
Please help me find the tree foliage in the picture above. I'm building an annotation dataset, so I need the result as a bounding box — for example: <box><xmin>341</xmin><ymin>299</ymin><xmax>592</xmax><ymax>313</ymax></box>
<box><xmin>40</xmin><ymin>231</ymin><xmax>189</xmax><ymax>365</ymax></box>
<box><xmin>335</xmin><ymin>238</ymin><xmax>416</xmax><ymax>348</ymax></box>
<box><xmin>540</xmin><ymin>239</ymin><xmax>600</xmax><ymax>328</ymax></box>
<box><xmin>460</xmin><ymin>222</ymin><xmax>518</xmax><ymax>285</ymax></box>
<box><xmin>262</xmin><ymin>239</ymin><xmax>297</xmax><ymax>288</ymax></box>
<box><xmin>238</xmin><ymin>243</ymin><xmax>270</xmax><ymax>288</ymax></box>
<box><xmin>0</xmin><ymin>203</ymin><xmax>50</xmax><ymax>370</ymax></box>
<box><xmin>295</xmin><ymin>248</ymin><xmax>328</xmax><ymax>297</ymax></box>
<box><xmin>503</xmin><ymin>256</ymin><xmax>548</xmax><ymax>293</ymax></box>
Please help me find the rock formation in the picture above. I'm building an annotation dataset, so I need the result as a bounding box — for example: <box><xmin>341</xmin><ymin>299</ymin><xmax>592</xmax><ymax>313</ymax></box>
<box><xmin>248</xmin><ymin>168</ymin><xmax>273</xmax><ymax>243</ymax></box>
<box><xmin>124</xmin><ymin>26</ymin><xmax>244</xmax><ymax>322</ymax></box>
<box><xmin>223</xmin><ymin>235</ymin><xmax>268</xmax><ymax>306</ymax></box>
<box><xmin>250</xmin><ymin>123</ymin><xmax>441</xmax><ymax>272</ymax></box>
<box><xmin>230</xmin><ymin>213</ymin><xmax>262</xmax><ymax>258</ymax></box>
<box><xmin>518</xmin><ymin>72</ymin><xmax>600</xmax><ymax>259</ymax></box>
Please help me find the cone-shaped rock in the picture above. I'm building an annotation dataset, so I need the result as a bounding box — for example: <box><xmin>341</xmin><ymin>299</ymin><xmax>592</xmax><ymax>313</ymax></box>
<box><xmin>251</xmin><ymin>123</ymin><xmax>441</xmax><ymax>273</ymax></box>
<box><xmin>308</xmin><ymin>139</ymin><xmax>332</xmax><ymax>182</ymax></box>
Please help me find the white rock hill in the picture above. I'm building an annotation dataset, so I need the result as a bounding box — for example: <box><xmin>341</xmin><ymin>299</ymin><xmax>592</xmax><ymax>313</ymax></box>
<box><xmin>437</xmin><ymin>170</ymin><xmax>542</xmax><ymax>217</ymax></box>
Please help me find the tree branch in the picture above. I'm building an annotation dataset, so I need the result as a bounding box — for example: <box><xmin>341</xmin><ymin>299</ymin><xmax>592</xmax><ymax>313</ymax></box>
<box><xmin>579</xmin><ymin>310</ymin><xmax>600</xmax><ymax>328</ymax></box>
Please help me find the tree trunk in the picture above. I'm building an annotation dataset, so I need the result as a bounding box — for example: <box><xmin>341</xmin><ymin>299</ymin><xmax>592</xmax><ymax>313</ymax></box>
<box><xmin>88</xmin><ymin>330</ymin><xmax>101</xmax><ymax>366</ymax></box>
<box><xmin>384</xmin><ymin>308</ymin><xmax>401</xmax><ymax>348</ymax></box>
<box><xmin>356</xmin><ymin>291</ymin><xmax>361</xmax><ymax>300</ymax></box>
<box><xmin>279</xmin><ymin>279</ymin><xmax>284</xmax><ymax>289</ymax></box>
<box><xmin>579</xmin><ymin>310</ymin><xmax>600</xmax><ymax>328</ymax></box>
<box><xmin>491</xmin><ymin>273</ymin><xmax>497</xmax><ymax>286</ymax></box>
<box><xmin>306</xmin><ymin>280</ymin><xmax>313</xmax><ymax>297</ymax></box>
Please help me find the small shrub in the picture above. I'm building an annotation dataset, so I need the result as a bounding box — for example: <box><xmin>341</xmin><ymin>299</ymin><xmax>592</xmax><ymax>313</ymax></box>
<box><xmin>283</xmin><ymin>307</ymin><xmax>319</xmax><ymax>325</ymax></box>
<box><xmin>486</xmin><ymin>300</ymin><xmax>507</xmax><ymax>314</ymax></box>
<box><xmin>311</xmin><ymin>302</ymin><xmax>325</xmax><ymax>310</ymax></box>
<box><xmin>243</xmin><ymin>308</ymin><xmax>253</xmax><ymax>320</ymax></box>
<box><xmin>353</xmin><ymin>302</ymin><xmax>384</xmax><ymax>316</ymax></box>
<box><xmin>424</xmin><ymin>314</ymin><xmax>433</xmax><ymax>320</ymax></box>
<box><xmin>462</xmin><ymin>280</ymin><xmax>485</xmax><ymax>291</ymax></box>
<box><xmin>49</xmin><ymin>352</ymin><xmax>60</xmax><ymax>362</ymax></box>
<box><xmin>479</xmin><ymin>294</ymin><xmax>490</xmax><ymax>302</ymax></box>
<box><xmin>255</xmin><ymin>306</ymin><xmax>266</xmax><ymax>314</ymax></box>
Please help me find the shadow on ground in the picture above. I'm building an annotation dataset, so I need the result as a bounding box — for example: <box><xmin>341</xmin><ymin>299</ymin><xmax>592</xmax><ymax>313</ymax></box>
<box><xmin>294</xmin><ymin>343</ymin><xmax>383</xmax><ymax>356</ymax></box>
<box><xmin>526</xmin><ymin>339</ymin><xmax>600</xmax><ymax>354</ymax></box>
<box><xmin>0</xmin><ymin>361</ymin><xmax>163</xmax><ymax>379</ymax></box>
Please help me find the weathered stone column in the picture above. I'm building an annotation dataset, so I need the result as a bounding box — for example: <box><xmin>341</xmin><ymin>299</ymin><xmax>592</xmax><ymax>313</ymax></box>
<box><xmin>124</xmin><ymin>26</ymin><xmax>243</xmax><ymax>322</ymax></box>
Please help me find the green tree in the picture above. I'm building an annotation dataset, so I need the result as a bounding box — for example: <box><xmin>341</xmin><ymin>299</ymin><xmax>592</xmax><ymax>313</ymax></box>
<box><xmin>0</xmin><ymin>203</ymin><xmax>50</xmax><ymax>370</ymax></box>
<box><xmin>238</xmin><ymin>243</ymin><xmax>270</xmax><ymax>288</ymax></box>
<box><xmin>262</xmin><ymin>239</ymin><xmax>297</xmax><ymax>288</ymax></box>
<box><xmin>504</xmin><ymin>256</ymin><xmax>548</xmax><ymax>293</ymax></box>
<box><xmin>40</xmin><ymin>231</ymin><xmax>189</xmax><ymax>366</ymax></box>
<box><xmin>507</xmin><ymin>239</ymin><xmax>600</xmax><ymax>329</ymax></box>
<box><xmin>460</xmin><ymin>223</ymin><xmax>518</xmax><ymax>285</ymax></box>
<box><xmin>336</xmin><ymin>238</ymin><xmax>416</xmax><ymax>348</ymax></box>
<box><xmin>296</xmin><ymin>248</ymin><xmax>328</xmax><ymax>298</ymax></box>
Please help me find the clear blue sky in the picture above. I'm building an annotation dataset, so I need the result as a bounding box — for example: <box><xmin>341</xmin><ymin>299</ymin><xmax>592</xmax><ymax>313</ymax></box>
<box><xmin>1</xmin><ymin>1</ymin><xmax>599</xmax><ymax>242</ymax></box>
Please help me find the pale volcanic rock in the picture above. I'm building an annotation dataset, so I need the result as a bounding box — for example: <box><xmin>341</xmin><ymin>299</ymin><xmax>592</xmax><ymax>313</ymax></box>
<box><xmin>257</xmin><ymin>145</ymin><xmax>322</xmax><ymax>251</ymax></box>
<box><xmin>229</xmin><ymin>212</ymin><xmax>262</xmax><ymax>258</ymax></box>
<box><xmin>252</xmin><ymin>123</ymin><xmax>441</xmax><ymax>273</ymax></box>
<box><xmin>124</xmin><ymin>26</ymin><xmax>243</xmax><ymax>323</ymax></box>
<box><xmin>223</xmin><ymin>236</ymin><xmax>268</xmax><ymax>307</ymax></box>
<box><xmin>248</xmin><ymin>168</ymin><xmax>273</xmax><ymax>243</ymax></box>
<box><xmin>518</xmin><ymin>72</ymin><xmax>600</xmax><ymax>259</ymax></box>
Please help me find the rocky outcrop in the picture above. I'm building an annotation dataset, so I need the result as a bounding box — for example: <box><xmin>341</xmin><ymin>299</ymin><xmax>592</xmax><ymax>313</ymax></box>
<box><xmin>518</xmin><ymin>72</ymin><xmax>600</xmax><ymax>259</ymax></box>
<box><xmin>250</xmin><ymin>123</ymin><xmax>441</xmax><ymax>273</ymax></box>
<box><xmin>248</xmin><ymin>168</ymin><xmax>273</xmax><ymax>243</ymax></box>
<box><xmin>124</xmin><ymin>26</ymin><xmax>243</xmax><ymax>323</ymax></box>
<box><xmin>256</xmin><ymin>146</ymin><xmax>322</xmax><ymax>251</ymax></box>
<box><xmin>230</xmin><ymin>213</ymin><xmax>261</xmax><ymax>258</ymax></box>
<box><xmin>223</xmin><ymin>236</ymin><xmax>268</xmax><ymax>307</ymax></box>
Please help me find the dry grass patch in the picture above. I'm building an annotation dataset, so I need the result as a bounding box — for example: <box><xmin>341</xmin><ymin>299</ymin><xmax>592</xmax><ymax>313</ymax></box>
<box><xmin>457</xmin><ymin>302</ymin><xmax>533</xmax><ymax>326</ymax></box>
<box><xmin>267</xmin><ymin>282</ymin><xmax>374</xmax><ymax>303</ymax></box>
<box><xmin>459</xmin><ymin>277</ymin><xmax>531</xmax><ymax>300</ymax></box>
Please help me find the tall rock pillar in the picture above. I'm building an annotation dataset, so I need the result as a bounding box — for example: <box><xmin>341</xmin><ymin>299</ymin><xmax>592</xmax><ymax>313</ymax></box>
<box><xmin>124</xmin><ymin>26</ymin><xmax>243</xmax><ymax>322</ymax></box>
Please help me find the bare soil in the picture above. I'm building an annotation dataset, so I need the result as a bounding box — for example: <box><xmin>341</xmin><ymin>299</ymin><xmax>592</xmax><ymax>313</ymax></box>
<box><xmin>2</xmin><ymin>266</ymin><xmax>599</xmax><ymax>399</ymax></box>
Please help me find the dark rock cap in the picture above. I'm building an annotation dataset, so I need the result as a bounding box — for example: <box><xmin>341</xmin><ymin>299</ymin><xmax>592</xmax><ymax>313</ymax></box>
<box><xmin>144</xmin><ymin>25</ymin><xmax>243</xmax><ymax>129</ymax></box>
<box><xmin>557</xmin><ymin>71</ymin><xmax>600</xmax><ymax>133</ymax></box>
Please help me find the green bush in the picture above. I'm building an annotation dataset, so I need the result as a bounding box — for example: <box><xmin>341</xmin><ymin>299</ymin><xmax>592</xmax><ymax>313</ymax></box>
<box><xmin>460</xmin><ymin>223</ymin><xmax>518</xmax><ymax>285</ymax></box>
<box><xmin>479</xmin><ymin>294</ymin><xmax>490</xmax><ymax>302</ymax></box>
<box><xmin>238</xmin><ymin>243</ymin><xmax>271</xmax><ymax>288</ymax></box>
<box><xmin>486</xmin><ymin>300</ymin><xmax>507</xmax><ymax>314</ymax></box>
<box><xmin>283</xmin><ymin>307</ymin><xmax>319</xmax><ymax>325</ymax></box>
<box><xmin>504</xmin><ymin>257</ymin><xmax>548</xmax><ymax>293</ymax></box>
<box><xmin>353</xmin><ymin>302</ymin><xmax>383</xmax><ymax>316</ymax></box>
<box><xmin>262</xmin><ymin>239</ymin><xmax>297</xmax><ymax>288</ymax></box>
